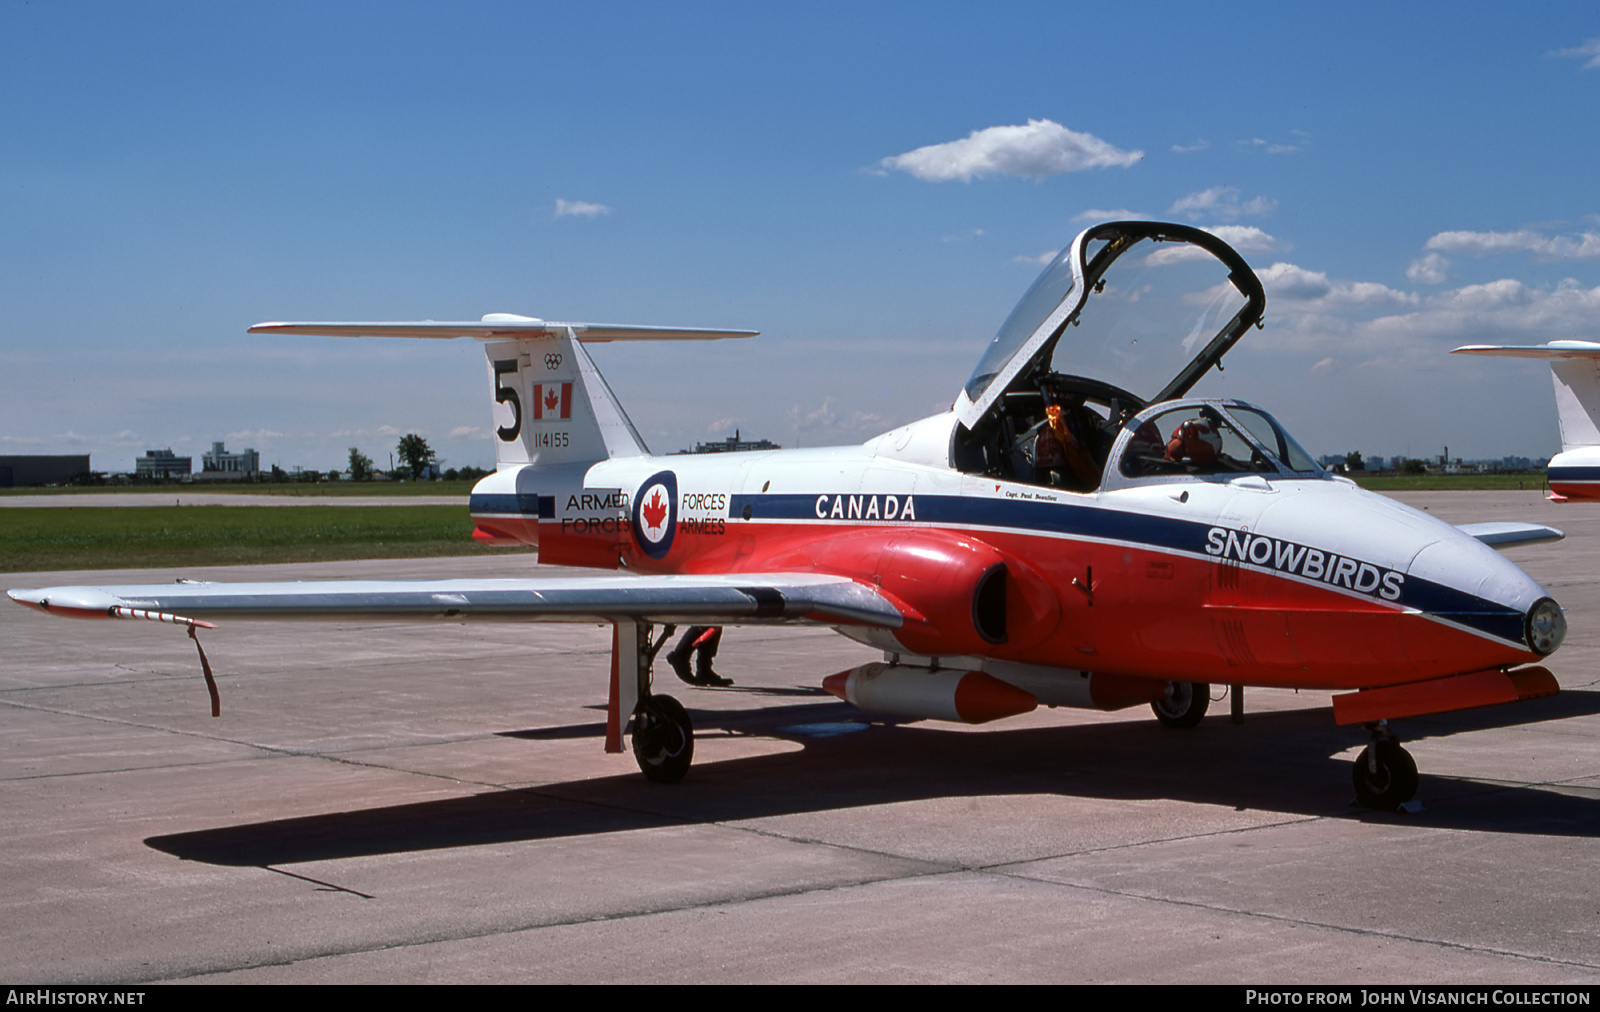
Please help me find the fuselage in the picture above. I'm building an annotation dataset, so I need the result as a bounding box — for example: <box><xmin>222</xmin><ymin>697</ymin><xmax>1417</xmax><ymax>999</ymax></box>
<box><xmin>1547</xmin><ymin>446</ymin><xmax>1600</xmax><ymax>501</ymax></box>
<box><xmin>470</xmin><ymin>408</ymin><xmax>1553</xmax><ymax>694</ymax></box>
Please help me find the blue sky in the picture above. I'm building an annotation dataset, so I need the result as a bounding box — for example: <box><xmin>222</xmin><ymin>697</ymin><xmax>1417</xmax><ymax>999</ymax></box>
<box><xmin>5</xmin><ymin>2</ymin><xmax>1600</xmax><ymax>472</ymax></box>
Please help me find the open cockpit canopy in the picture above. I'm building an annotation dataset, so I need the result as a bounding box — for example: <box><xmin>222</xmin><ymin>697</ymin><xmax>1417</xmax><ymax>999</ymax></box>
<box><xmin>952</xmin><ymin>221</ymin><xmax>1269</xmax><ymax>489</ymax></box>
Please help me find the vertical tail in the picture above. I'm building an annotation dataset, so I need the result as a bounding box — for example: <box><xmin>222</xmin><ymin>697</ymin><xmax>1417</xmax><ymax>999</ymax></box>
<box><xmin>1452</xmin><ymin>341</ymin><xmax>1600</xmax><ymax>452</ymax></box>
<box><xmin>248</xmin><ymin>314</ymin><xmax>755</xmax><ymax>471</ymax></box>
<box><xmin>485</xmin><ymin>328</ymin><xmax>649</xmax><ymax>470</ymax></box>
<box><xmin>247</xmin><ymin>314</ymin><xmax>756</xmax><ymax>557</ymax></box>
<box><xmin>1548</xmin><ymin>355</ymin><xmax>1600</xmax><ymax>451</ymax></box>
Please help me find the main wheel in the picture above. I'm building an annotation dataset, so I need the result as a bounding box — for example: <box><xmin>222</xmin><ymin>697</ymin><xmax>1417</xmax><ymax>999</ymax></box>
<box><xmin>632</xmin><ymin>694</ymin><xmax>694</xmax><ymax>783</ymax></box>
<box><xmin>1351</xmin><ymin>740</ymin><xmax>1419</xmax><ymax>810</ymax></box>
<box><xmin>1151</xmin><ymin>681</ymin><xmax>1210</xmax><ymax>728</ymax></box>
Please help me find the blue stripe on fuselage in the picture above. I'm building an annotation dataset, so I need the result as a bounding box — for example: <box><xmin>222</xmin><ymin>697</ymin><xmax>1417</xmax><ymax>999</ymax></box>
<box><xmin>469</xmin><ymin>493</ymin><xmax>555</xmax><ymax>518</ymax></box>
<box><xmin>1548</xmin><ymin>466</ymin><xmax>1600</xmax><ymax>483</ymax></box>
<box><xmin>729</xmin><ymin>492</ymin><xmax>1525</xmax><ymax>646</ymax></box>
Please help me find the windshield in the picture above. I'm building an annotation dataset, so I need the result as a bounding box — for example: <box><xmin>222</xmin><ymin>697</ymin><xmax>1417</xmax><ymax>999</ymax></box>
<box><xmin>1227</xmin><ymin>405</ymin><xmax>1321</xmax><ymax>473</ymax></box>
<box><xmin>1114</xmin><ymin>401</ymin><xmax>1326</xmax><ymax>483</ymax></box>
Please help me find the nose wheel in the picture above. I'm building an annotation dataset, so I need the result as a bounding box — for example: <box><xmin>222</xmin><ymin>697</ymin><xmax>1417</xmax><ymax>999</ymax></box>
<box><xmin>1352</xmin><ymin>726</ymin><xmax>1418</xmax><ymax>810</ymax></box>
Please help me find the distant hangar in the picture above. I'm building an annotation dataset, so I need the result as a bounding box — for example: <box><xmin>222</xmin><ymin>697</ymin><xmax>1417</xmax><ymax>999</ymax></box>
<box><xmin>0</xmin><ymin>455</ymin><xmax>90</xmax><ymax>488</ymax></box>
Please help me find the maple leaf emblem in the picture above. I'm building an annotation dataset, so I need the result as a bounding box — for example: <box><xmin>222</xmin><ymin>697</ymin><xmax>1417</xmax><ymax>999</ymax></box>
<box><xmin>544</xmin><ymin>388</ymin><xmax>560</xmax><ymax>411</ymax></box>
<box><xmin>641</xmin><ymin>489</ymin><xmax>668</xmax><ymax>531</ymax></box>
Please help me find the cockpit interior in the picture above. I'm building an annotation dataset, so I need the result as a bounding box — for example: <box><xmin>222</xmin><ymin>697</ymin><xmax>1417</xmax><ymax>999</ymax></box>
<box><xmin>951</xmin><ymin>221</ymin><xmax>1319</xmax><ymax>492</ymax></box>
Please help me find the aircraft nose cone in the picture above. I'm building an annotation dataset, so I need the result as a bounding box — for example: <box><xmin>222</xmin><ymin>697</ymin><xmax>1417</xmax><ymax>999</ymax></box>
<box><xmin>1407</xmin><ymin>534</ymin><xmax>1559</xmax><ymax>656</ymax></box>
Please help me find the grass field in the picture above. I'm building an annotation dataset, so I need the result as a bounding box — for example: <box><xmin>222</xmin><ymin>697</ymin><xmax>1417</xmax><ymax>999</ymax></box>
<box><xmin>1352</xmin><ymin>474</ymin><xmax>1547</xmax><ymax>492</ymax></box>
<box><xmin>0</xmin><ymin>480</ymin><xmax>479</xmax><ymax>498</ymax></box>
<box><xmin>1</xmin><ymin>505</ymin><xmax>534</xmax><ymax>573</ymax></box>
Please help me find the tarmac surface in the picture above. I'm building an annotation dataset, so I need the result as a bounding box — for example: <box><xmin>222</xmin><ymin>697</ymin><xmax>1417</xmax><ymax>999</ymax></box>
<box><xmin>2</xmin><ymin>489</ymin><xmax>1598</xmax><ymax>984</ymax></box>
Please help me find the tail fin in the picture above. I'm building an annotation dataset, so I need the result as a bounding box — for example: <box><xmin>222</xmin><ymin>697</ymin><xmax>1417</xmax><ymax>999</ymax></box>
<box><xmin>249</xmin><ymin>314</ymin><xmax>757</xmax><ymax>469</ymax></box>
<box><xmin>1453</xmin><ymin>341</ymin><xmax>1600</xmax><ymax>451</ymax></box>
<box><xmin>486</xmin><ymin>328</ymin><xmax>649</xmax><ymax>468</ymax></box>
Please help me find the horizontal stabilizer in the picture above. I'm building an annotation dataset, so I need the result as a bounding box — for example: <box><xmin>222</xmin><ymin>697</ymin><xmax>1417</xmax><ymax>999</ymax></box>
<box><xmin>8</xmin><ymin>573</ymin><xmax>902</xmax><ymax>629</ymax></box>
<box><xmin>1451</xmin><ymin>341</ymin><xmax>1600</xmax><ymax>359</ymax></box>
<box><xmin>1456</xmin><ymin>522</ymin><xmax>1565</xmax><ymax>548</ymax></box>
<box><xmin>249</xmin><ymin>314</ymin><xmax>757</xmax><ymax>343</ymax></box>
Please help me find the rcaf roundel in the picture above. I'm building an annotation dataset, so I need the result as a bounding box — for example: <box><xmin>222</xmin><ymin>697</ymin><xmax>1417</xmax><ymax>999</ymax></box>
<box><xmin>632</xmin><ymin>470</ymin><xmax>677</xmax><ymax>559</ymax></box>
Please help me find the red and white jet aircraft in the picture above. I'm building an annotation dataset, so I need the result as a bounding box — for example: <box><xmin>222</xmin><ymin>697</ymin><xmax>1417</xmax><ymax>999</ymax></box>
<box><xmin>9</xmin><ymin>222</ymin><xmax>1569</xmax><ymax>809</ymax></box>
<box><xmin>1452</xmin><ymin>340</ymin><xmax>1600</xmax><ymax>502</ymax></box>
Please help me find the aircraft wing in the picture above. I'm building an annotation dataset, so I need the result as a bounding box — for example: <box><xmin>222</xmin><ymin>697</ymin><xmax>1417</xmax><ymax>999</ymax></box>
<box><xmin>7</xmin><ymin>573</ymin><xmax>901</xmax><ymax>629</ymax></box>
<box><xmin>1451</xmin><ymin>341</ymin><xmax>1600</xmax><ymax>359</ymax></box>
<box><xmin>1456</xmin><ymin>522</ymin><xmax>1564</xmax><ymax>549</ymax></box>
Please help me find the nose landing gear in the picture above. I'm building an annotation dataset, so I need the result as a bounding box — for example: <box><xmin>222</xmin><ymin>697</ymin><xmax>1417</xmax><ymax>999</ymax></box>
<box><xmin>1352</xmin><ymin>722</ymin><xmax>1418</xmax><ymax>810</ymax></box>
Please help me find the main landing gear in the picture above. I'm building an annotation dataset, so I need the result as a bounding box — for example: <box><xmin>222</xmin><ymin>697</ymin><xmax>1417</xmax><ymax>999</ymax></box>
<box><xmin>622</xmin><ymin>622</ymin><xmax>695</xmax><ymax>783</ymax></box>
<box><xmin>1351</xmin><ymin>721</ymin><xmax>1419</xmax><ymax>810</ymax></box>
<box><xmin>1151</xmin><ymin>680</ymin><xmax>1210</xmax><ymax>728</ymax></box>
<box><xmin>633</xmin><ymin>693</ymin><xmax>694</xmax><ymax>784</ymax></box>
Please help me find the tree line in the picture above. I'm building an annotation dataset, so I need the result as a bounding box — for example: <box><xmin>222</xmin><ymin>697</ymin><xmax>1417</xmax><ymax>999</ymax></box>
<box><xmin>345</xmin><ymin>434</ymin><xmax>489</xmax><ymax>482</ymax></box>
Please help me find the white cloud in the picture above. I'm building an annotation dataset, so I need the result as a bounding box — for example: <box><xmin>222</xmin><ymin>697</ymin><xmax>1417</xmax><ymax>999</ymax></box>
<box><xmin>1257</xmin><ymin>262</ymin><xmax>1334</xmax><ymax>301</ymax></box>
<box><xmin>554</xmin><ymin>199</ymin><xmax>612</xmax><ymax>218</ymax></box>
<box><xmin>788</xmin><ymin>398</ymin><xmax>884</xmax><ymax>439</ymax></box>
<box><xmin>448</xmin><ymin>425</ymin><xmax>482</xmax><ymax>438</ymax></box>
<box><xmin>1256</xmin><ymin>262</ymin><xmax>1415</xmax><ymax>309</ymax></box>
<box><xmin>1407</xmin><ymin>252</ymin><xmax>1450</xmax><ymax>284</ymax></box>
<box><xmin>1553</xmin><ymin>38</ymin><xmax>1600</xmax><ymax>69</ymax></box>
<box><xmin>1204</xmin><ymin>225</ymin><xmax>1280</xmax><ymax>254</ymax></box>
<box><xmin>1171</xmin><ymin>140</ymin><xmax>1209</xmax><ymax>153</ymax></box>
<box><xmin>1145</xmin><ymin>225</ymin><xmax>1280</xmax><ymax>265</ymax></box>
<box><xmin>1424</xmin><ymin>229</ymin><xmax>1600</xmax><ymax>260</ymax></box>
<box><xmin>1252</xmin><ymin>266</ymin><xmax>1600</xmax><ymax>367</ymax></box>
<box><xmin>1012</xmin><ymin>250</ymin><xmax>1059</xmax><ymax>265</ymax></box>
<box><xmin>1169</xmin><ymin>186</ymin><xmax>1277</xmax><ymax>220</ymax></box>
<box><xmin>1073</xmin><ymin>208</ymin><xmax>1152</xmax><ymax>222</ymax></box>
<box><xmin>877</xmin><ymin>119</ymin><xmax>1142</xmax><ymax>182</ymax></box>
<box><xmin>1238</xmin><ymin>137</ymin><xmax>1301</xmax><ymax>155</ymax></box>
<box><xmin>1428</xmin><ymin>278</ymin><xmax>1534</xmax><ymax>311</ymax></box>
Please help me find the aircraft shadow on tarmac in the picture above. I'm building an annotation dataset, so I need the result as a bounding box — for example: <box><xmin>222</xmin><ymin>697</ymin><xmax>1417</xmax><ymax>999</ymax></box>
<box><xmin>145</xmin><ymin>690</ymin><xmax>1600</xmax><ymax>867</ymax></box>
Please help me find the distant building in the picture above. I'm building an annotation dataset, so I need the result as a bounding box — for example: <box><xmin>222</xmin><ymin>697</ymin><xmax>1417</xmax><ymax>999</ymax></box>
<box><xmin>135</xmin><ymin>448</ymin><xmax>191</xmax><ymax>480</ymax></box>
<box><xmin>0</xmin><ymin>455</ymin><xmax>90</xmax><ymax>487</ymax></box>
<box><xmin>200</xmin><ymin>441</ymin><xmax>260</xmax><ymax>477</ymax></box>
<box><xmin>679</xmin><ymin>430</ymin><xmax>781</xmax><ymax>454</ymax></box>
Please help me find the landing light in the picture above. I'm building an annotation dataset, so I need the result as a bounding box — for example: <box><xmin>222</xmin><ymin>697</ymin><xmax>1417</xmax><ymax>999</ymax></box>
<box><xmin>1527</xmin><ymin>598</ymin><xmax>1566</xmax><ymax>656</ymax></box>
